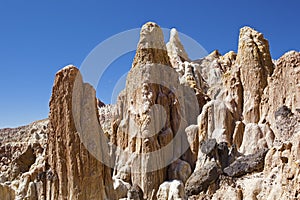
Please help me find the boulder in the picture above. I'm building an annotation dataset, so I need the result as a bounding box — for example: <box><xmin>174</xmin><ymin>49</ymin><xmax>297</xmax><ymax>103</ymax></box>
<box><xmin>185</xmin><ymin>161</ymin><xmax>220</xmax><ymax>196</ymax></box>
<box><xmin>224</xmin><ymin>149</ymin><xmax>268</xmax><ymax>177</ymax></box>
<box><xmin>127</xmin><ymin>184</ymin><xmax>144</xmax><ymax>200</ymax></box>
<box><xmin>167</xmin><ymin>159</ymin><xmax>191</xmax><ymax>184</ymax></box>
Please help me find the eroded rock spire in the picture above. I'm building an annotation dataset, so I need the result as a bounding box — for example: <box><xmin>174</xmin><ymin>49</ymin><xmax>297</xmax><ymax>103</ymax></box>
<box><xmin>237</xmin><ymin>26</ymin><xmax>274</xmax><ymax>123</ymax></box>
<box><xmin>167</xmin><ymin>28</ymin><xmax>189</xmax><ymax>67</ymax></box>
<box><xmin>132</xmin><ymin>22</ymin><xmax>171</xmax><ymax>68</ymax></box>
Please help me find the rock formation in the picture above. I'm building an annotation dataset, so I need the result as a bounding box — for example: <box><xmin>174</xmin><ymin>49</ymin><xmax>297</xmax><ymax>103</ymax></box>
<box><xmin>260</xmin><ymin>51</ymin><xmax>300</xmax><ymax>134</ymax></box>
<box><xmin>185</xmin><ymin>27</ymin><xmax>300</xmax><ymax>200</ymax></box>
<box><xmin>112</xmin><ymin>22</ymin><xmax>199</xmax><ymax>199</ymax></box>
<box><xmin>237</xmin><ymin>27</ymin><xmax>274</xmax><ymax>123</ymax></box>
<box><xmin>0</xmin><ymin>120</ymin><xmax>48</xmax><ymax>200</ymax></box>
<box><xmin>46</xmin><ymin>66</ymin><xmax>115</xmax><ymax>200</ymax></box>
<box><xmin>0</xmin><ymin>22</ymin><xmax>299</xmax><ymax>200</ymax></box>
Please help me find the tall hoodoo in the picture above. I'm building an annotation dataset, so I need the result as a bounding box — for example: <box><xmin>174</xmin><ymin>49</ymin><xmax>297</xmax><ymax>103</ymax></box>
<box><xmin>112</xmin><ymin>22</ymin><xmax>199</xmax><ymax>199</ymax></box>
<box><xmin>46</xmin><ymin>66</ymin><xmax>114</xmax><ymax>200</ymax></box>
<box><xmin>236</xmin><ymin>26</ymin><xmax>274</xmax><ymax>123</ymax></box>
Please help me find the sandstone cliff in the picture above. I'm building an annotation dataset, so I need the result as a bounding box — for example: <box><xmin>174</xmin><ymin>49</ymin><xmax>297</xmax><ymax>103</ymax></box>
<box><xmin>0</xmin><ymin>22</ymin><xmax>299</xmax><ymax>200</ymax></box>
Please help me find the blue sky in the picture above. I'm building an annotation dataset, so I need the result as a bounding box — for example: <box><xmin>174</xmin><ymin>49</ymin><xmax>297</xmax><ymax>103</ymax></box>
<box><xmin>0</xmin><ymin>0</ymin><xmax>299</xmax><ymax>128</ymax></box>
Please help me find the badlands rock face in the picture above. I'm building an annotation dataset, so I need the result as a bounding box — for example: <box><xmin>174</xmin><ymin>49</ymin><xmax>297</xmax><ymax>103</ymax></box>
<box><xmin>46</xmin><ymin>66</ymin><xmax>115</xmax><ymax>200</ymax></box>
<box><xmin>0</xmin><ymin>22</ymin><xmax>299</xmax><ymax>200</ymax></box>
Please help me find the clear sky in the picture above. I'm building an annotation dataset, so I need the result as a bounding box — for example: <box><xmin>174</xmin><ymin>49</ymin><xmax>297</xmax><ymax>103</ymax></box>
<box><xmin>0</xmin><ymin>0</ymin><xmax>299</xmax><ymax>128</ymax></box>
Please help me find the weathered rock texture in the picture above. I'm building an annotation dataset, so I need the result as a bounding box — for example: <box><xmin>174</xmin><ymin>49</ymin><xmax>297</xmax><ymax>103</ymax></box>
<box><xmin>224</xmin><ymin>148</ymin><xmax>268</xmax><ymax>177</ymax></box>
<box><xmin>112</xmin><ymin>22</ymin><xmax>199</xmax><ymax>199</ymax></box>
<box><xmin>184</xmin><ymin>26</ymin><xmax>299</xmax><ymax>199</ymax></box>
<box><xmin>237</xmin><ymin>27</ymin><xmax>274</xmax><ymax>123</ymax></box>
<box><xmin>0</xmin><ymin>23</ymin><xmax>299</xmax><ymax>200</ymax></box>
<box><xmin>132</xmin><ymin>22</ymin><xmax>171</xmax><ymax>68</ymax></box>
<box><xmin>46</xmin><ymin>66</ymin><xmax>114</xmax><ymax>200</ymax></box>
<box><xmin>0</xmin><ymin>120</ymin><xmax>48</xmax><ymax>200</ymax></box>
<box><xmin>156</xmin><ymin>180</ymin><xmax>186</xmax><ymax>200</ymax></box>
<box><xmin>260</xmin><ymin>51</ymin><xmax>300</xmax><ymax>134</ymax></box>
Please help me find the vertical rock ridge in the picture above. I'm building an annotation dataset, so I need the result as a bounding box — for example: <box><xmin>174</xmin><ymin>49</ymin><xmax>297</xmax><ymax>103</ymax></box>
<box><xmin>46</xmin><ymin>65</ymin><xmax>114</xmax><ymax>200</ymax></box>
<box><xmin>112</xmin><ymin>22</ymin><xmax>199</xmax><ymax>199</ymax></box>
<box><xmin>236</xmin><ymin>26</ymin><xmax>274</xmax><ymax>123</ymax></box>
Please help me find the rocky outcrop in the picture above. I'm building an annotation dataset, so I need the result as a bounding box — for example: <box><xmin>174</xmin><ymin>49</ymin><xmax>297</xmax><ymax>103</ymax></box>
<box><xmin>0</xmin><ymin>22</ymin><xmax>299</xmax><ymax>200</ymax></box>
<box><xmin>113</xmin><ymin>22</ymin><xmax>171</xmax><ymax>199</ymax></box>
<box><xmin>0</xmin><ymin>120</ymin><xmax>48</xmax><ymax>200</ymax></box>
<box><xmin>181</xmin><ymin>26</ymin><xmax>298</xmax><ymax>199</ymax></box>
<box><xmin>274</xmin><ymin>106</ymin><xmax>300</xmax><ymax>144</ymax></box>
<box><xmin>99</xmin><ymin>104</ymin><xmax>115</xmax><ymax>139</ymax></box>
<box><xmin>198</xmin><ymin>100</ymin><xmax>235</xmax><ymax>145</ymax></box>
<box><xmin>207</xmin><ymin>114</ymin><xmax>300</xmax><ymax>200</ymax></box>
<box><xmin>260</xmin><ymin>51</ymin><xmax>300</xmax><ymax>133</ymax></box>
<box><xmin>185</xmin><ymin>139</ymin><xmax>230</xmax><ymax>196</ymax></box>
<box><xmin>111</xmin><ymin>22</ymin><xmax>200</xmax><ymax>199</ymax></box>
<box><xmin>184</xmin><ymin>125</ymin><xmax>199</xmax><ymax>170</ymax></box>
<box><xmin>46</xmin><ymin>66</ymin><xmax>114</xmax><ymax>200</ymax></box>
<box><xmin>237</xmin><ymin>26</ymin><xmax>274</xmax><ymax>123</ymax></box>
<box><xmin>262</xmin><ymin>139</ymin><xmax>300</xmax><ymax>199</ymax></box>
<box><xmin>239</xmin><ymin>123</ymin><xmax>274</xmax><ymax>155</ymax></box>
<box><xmin>166</xmin><ymin>28</ymin><xmax>209</xmax><ymax>112</ymax></box>
<box><xmin>127</xmin><ymin>184</ymin><xmax>144</xmax><ymax>200</ymax></box>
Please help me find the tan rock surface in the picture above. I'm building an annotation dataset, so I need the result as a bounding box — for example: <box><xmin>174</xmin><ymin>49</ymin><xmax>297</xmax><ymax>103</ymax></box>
<box><xmin>0</xmin><ymin>23</ymin><xmax>299</xmax><ymax>200</ymax></box>
<box><xmin>236</xmin><ymin>26</ymin><xmax>274</xmax><ymax>123</ymax></box>
<box><xmin>132</xmin><ymin>22</ymin><xmax>171</xmax><ymax>68</ymax></box>
<box><xmin>46</xmin><ymin>66</ymin><xmax>114</xmax><ymax>200</ymax></box>
<box><xmin>0</xmin><ymin>183</ymin><xmax>15</xmax><ymax>200</ymax></box>
<box><xmin>239</xmin><ymin>123</ymin><xmax>274</xmax><ymax>155</ymax></box>
<box><xmin>260</xmin><ymin>51</ymin><xmax>300</xmax><ymax>133</ymax></box>
<box><xmin>112</xmin><ymin>22</ymin><xmax>199</xmax><ymax>199</ymax></box>
<box><xmin>184</xmin><ymin>26</ymin><xmax>298</xmax><ymax>199</ymax></box>
<box><xmin>166</xmin><ymin>28</ymin><xmax>209</xmax><ymax>112</ymax></box>
<box><xmin>0</xmin><ymin>119</ymin><xmax>48</xmax><ymax>200</ymax></box>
